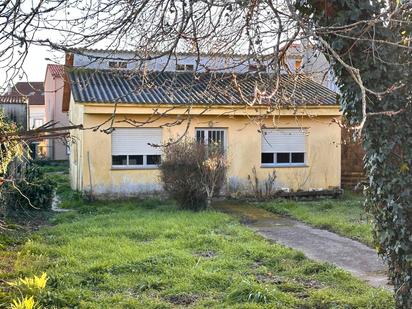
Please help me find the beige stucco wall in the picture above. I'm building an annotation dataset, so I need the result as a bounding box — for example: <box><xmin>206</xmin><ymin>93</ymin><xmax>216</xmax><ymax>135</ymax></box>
<box><xmin>70</xmin><ymin>102</ymin><xmax>341</xmax><ymax>196</ymax></box>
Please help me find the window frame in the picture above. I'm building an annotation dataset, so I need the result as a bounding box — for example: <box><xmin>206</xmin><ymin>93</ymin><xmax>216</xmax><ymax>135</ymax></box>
<box><xmin>176</xmin><ymin>63</ymin><xmax>195</xmax><ymax>72</ymax></box>
<box><xmin>111</xmin><ymin>128</ymin><xmax>162</xmax><ymax>170</ymax></box>
<box><xmin>111</xmin><ymin>154</ymin><xmax>161</xmax><ymax>169</ymax></box>
<box><xmin>195</xmin><ymin>128</ymin><xmax>227</xmax><ymax>151</ymax></box>
<box><xmin>248</xmin><ymin>64</ymin><xmax>267</xmax><ymax>72</ymax></box>
<box><xmin>108</xmin><ymin>61</ymin><xmax>128</xmax><ymax>69</ymax></box>
<box><xmin>33</xmin><ymin>118</ymin><xmax>44</xmax><ymax>129</ymax></box>
<box><xmin>261</xmin><ymin>128</ymin><xmax>307</xmax><ymax>168</ymax></box>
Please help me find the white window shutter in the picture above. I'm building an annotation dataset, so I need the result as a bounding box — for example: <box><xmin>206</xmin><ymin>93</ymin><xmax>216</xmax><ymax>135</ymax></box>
<box><xmin>112</xmin><ymin>128</ymin><xmax>162</xmax><ymax>155</ymax></box>
<box><xmin>262</xmin><ymin>129</ymin><xmax>306</xmax><ymax>152</ymax></box>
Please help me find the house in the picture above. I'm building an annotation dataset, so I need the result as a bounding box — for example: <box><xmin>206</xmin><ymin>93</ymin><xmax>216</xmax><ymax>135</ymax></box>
<box><xmin>66</xmin><ymin>50</ymin><xmax>341</xmax><ymax>197</ymax></box>
<box><xmin>284</xmin><ymin>43</ymin><xmax>338</xmax><ymax>92</ymax></box>
<box><xmin>44</xmin><ymin>64</ymin><xmax>70</xmax><ymax>160</ymax></box>
<box><xmin>0</xmin><ymin>95</ymin><xmax>29</xmax><ymax>129</ymax></box>
<box><xmin>8</xmin><ymin>82</ymin><xmax>47</xmax><ymax>158</ymax></box>
<box><xmin>9</xmin><ymin>82</ymin><xmax>45</xmax><ymax>130</ymax></box>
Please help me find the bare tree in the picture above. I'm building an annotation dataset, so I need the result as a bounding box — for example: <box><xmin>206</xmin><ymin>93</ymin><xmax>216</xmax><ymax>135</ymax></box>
<box><xmin>1</xmin><ymin>1</ymin><xmax>412</xmax><ymax>306</ymax></box>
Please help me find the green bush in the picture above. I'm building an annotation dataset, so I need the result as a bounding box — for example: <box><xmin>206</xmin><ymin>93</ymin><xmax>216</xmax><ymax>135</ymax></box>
<box><xmin>3</xmin><ymin>165</ymin><xmax>56</xmax><ymax>211</ymax></box>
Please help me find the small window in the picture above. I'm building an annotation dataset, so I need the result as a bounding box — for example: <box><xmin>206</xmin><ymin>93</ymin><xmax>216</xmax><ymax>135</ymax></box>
<box><xmin>176</xmin><ymin>63</ymin><xmax>194</xmax><ymax>71</ymax></box>
<box><xmin>147</xmin><ymin>155</ymin><xmax>161</xmax><ymax>165</ymax></box>
<box><xmin>291</xmin><ymin>152</ymin><xmax>305</xmax><ymax>163</ymax></box>
<box><xmin>112</xmin><ymin>155</ymin><xmax>127</xmax><ymax>166</ymax></box>
<box><xmin>33</xmin><ymin>119</ymin><xmax>43</xmax><ymax>129</ymax></box>
<box><xmin>185</xmin><ymin>64</ymin><xmax>194</xmax><ymax>71</ymax></box>
<box><xmin>195</xmin><ymin>128</ymin><xmax>226</xmax><ymax>152</ymax></box>
<box><xmin>277</xmin><ymin>153</ymin><xmax>290</xmax><ymax>164</ymax></box>
<box><xmin>196</xmin><ymin>130</ymin><xmax>205</xmax><ymax>144</ymax></box>
<box><xmin>261</xmin><ymin>153</ymin><xmax>274</xmax><ymax>164</ymax></box>
<box><xmin>249</xmin><ymin>64</ymin><xmax>267</xmax><ymax>72</ymax></box>
<box><xmin>176</xmin><ymin>64</ymin><xmax>185</xmax><ymax>71</ymax></box>
<box><xmin>129</xmin><ymin>155</ymin><xmax>143</xmax><ymax>165</ymax></box>
<box><xmin>109</xmin><ymin>61</ymin><xmax>128</xmax><ymax>69</ymax></box>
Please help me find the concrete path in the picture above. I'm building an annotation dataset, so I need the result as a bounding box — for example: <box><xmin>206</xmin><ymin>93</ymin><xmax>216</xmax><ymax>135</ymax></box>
<box><xmin>214</xmin><ymin>202</ymin><xmax>390</xmax><ymax>289</ymax></box>
<box><xmin>51</xmin><ymin>192</ymin><xmax>71</xmax><ymax>212</ymax></box>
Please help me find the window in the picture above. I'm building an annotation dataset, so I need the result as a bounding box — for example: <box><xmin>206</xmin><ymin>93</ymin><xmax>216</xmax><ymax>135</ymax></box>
<box><xmin>261</xmin><ymin>129</ymin><xmax>306</xmax><ymax>166</ymax></box>
<box><xmin>196</xmin><ymin>128</ymin><xmax>226</xmax><ymax>152</ymax></box>
<box><xmin>111</xmin><ymin>128</ymin><xmax>162</xmax><ymax>168</ymax></box>
<box><xmin>33</xmin><ymin>119</ymin><xmax>43</xmax><ymax>129</ymax></box>
<box><xmin>176</xmin><ymin>63</ymin><xmax>195</xmax><ymax>71</ymax></box>
<box><xmin>108</xmin><ymin>61</ymin><xmax>128</xmax><ymax>69</ymax></box>
<box><xmin>249</xmin><ymin>64</ymin><xmax>267</xmax><ymax>72</ymax></box>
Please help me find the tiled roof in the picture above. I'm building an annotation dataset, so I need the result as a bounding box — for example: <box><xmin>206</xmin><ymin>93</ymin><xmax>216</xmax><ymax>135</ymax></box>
<box><xmin>68</xmin><ymin>69</ymin><xmax>337</xmax><ymax>106</ymax></box>
<box><xmin>0</xmin><ymin>95</ymin><xmax>27</xmax><ymax>104</ymax></box>
<box><xmin>47</xmin><ymin>64</ymin><xmax>65</xmax><ymax>78</ymax></box>
<box><xmin>9</xmin><ymin>82</ymin><xmax>44</xmax><ymax>105</ymax></box>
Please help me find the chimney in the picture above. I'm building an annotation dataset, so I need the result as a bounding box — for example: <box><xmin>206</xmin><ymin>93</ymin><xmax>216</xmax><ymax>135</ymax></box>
<box><xmin>62</xmin><ymin>52</ymin><xmax>74</xmax><ymax>112</ymax></box>
<box><xmin>65</xmin><ymin>52</ymin><xmax>74</xmax><ymax>67</ymax></box>
<box><xmin>295</xmin><ymin>56</ymin><xmax>302</xmax><ymax>72</ymax></box>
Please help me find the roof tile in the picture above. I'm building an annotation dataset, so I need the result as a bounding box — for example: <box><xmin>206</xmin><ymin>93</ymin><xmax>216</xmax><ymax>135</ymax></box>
<box><xmin>0</xmin><ymin>95</ymin><xmax>27</xmax><ymax>104</ymax></box>
<box><xmin>68</xmin><ymin>70</ymin><xmax>337</xmax><ymax>106</ymax></box>
<box><xmin>47</xmin><ymin>64</ymin><xmax>65</xmax><ymax>78</ymax></box>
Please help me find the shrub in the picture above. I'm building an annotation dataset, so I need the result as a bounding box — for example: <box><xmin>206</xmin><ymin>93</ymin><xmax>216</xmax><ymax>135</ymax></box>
<box><xmin>2</xmin><ymin>165</ymin><xmax>56</xmax><ymax>211</ymax></box>
<box><xmin>160</xmin><ymin>139</ymin><xmax>227</xmax><ymax>210</ymax></box>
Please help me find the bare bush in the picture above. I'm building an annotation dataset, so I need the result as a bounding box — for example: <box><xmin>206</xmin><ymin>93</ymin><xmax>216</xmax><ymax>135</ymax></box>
<box><xmin>247</xmin><ymin>167</ymin><xmax>277</xmax><ymax>200</ymax></box>
<box><xmin>160</xmin><ymin>139</ymin><xmax>227</xmax><ymax>211</ymax></box>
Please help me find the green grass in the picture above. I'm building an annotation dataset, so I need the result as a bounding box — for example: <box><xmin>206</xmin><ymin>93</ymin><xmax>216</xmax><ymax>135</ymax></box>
<box><xmin>37</xmin><ymin>163</ymin><xmax>84</xmax><ymax>209</ymax></box>
<box><xmin>2</xmin><ymin>199</ymin><xmax>393</xmax><ymax>308</ymax></box>
<box><xmin>34</xmin><ymin>161</ymin><xmax>69</xmax><ymax>174</ymax></box>
<box><xmin>258</xmin><ymin>194</ymin><xmax>374</xmax><ymax>247</ymax></box>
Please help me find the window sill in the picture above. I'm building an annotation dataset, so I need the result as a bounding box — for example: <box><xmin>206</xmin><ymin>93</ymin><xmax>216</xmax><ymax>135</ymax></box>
<box><xmin>260</xmin><ymin>164</ymin><xmax>308</xmax><ymax>168</ymax></box>
<box><xmin>111</xmin><ymin>166</ymin><xmax>160</xmax><ymax>171</ymax></box>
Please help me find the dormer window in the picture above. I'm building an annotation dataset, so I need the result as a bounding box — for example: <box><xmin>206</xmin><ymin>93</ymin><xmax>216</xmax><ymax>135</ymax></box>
<box><xmin>249</xmin><ymin>64</ymin><xmax>267</xmax><ymax>72</ymax></box>
<box><xmin>108</xmin><ymin>61</ymin><xmax>128</xmax><ymax>69</ymax></box>
<box><xmin>176</xmin><ymin>63</ymin><xmax>194</xmax><ymax>71</ymax></box>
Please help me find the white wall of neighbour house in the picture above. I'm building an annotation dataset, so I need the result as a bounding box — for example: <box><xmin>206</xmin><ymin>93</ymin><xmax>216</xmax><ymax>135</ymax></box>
<box><xmin>284</xmin><ymin>45</ymin><xmax>338</xmax><ymax>92</ymax></box>
<box><xmin>29</xmin><ymin>105</ymin><xmax>45</xmax><ymax>129</ymax></box>
<box><xmin>72</xmin><ymin>49</ymin><xmax>338</xmax><ymax>92</ymax></box>
<box><xmin>72</xmin><ymin>51</ymin><xmax>273</xmax><ymax>73</ymax></box>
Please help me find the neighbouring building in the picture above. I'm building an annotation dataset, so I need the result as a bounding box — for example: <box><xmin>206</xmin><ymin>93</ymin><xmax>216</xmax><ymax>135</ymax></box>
<box><xmin>8</xmin><ymin>82</ymin><xmax>47</xmax><ymax>158</ymax></box>
<box><xmin>44</xmin><ymin>64</ymin><xmax>70</xmax><ymax>160</ymax></box>
<box><xmin>285</xmin><ymin>43</ymin><xmax>338</xmax><ymax>92</ymax></box>
<box><xmin>0</xmin><ymin>95</ymin><xmax>29</xmax><ymax>129</ymax></box>
<box><xmin>66</xmin><ymin>50</ymin><xmax>341</xmax><ymax>197</ymax></box>
<box><xmin>9</xmin><ymin>82</ymin><xmax>45</xmax><ymax>130</ymax></box>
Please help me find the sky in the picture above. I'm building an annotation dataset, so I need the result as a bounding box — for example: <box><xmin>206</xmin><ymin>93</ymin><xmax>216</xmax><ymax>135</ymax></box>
<box><xmin>0</xmin><ymin>45</ymin><xmax>63</xmax><ymax>93</ymax></box>
<box><xmin>12</xmin><ymin>46</ymin><xmax>63</xmax><ymax>84</ymax></box>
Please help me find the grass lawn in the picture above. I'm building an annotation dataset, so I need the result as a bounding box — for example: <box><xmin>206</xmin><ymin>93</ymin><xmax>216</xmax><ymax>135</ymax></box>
<box><xmin>257</xmin><ymin>194</ymin><xmax>374</xmax><ymax>247</ymax></box>
<box><xmin>1</xmin><ymin>198</ymin><xmax>393</xmax><ymax>308</ymax></box>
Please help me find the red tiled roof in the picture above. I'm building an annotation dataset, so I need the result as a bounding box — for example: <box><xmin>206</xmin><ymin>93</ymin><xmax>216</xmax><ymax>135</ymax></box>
<box><xmin>9</xmin><ymin>82</ymin><xmax>44</xmax><ymax>105</ymax></box>
<box><xmin>47</xmin><ymin>64</ymin><xmax>65</xmax><ymax>78</ymax></box>
<box><xmin>0</xmin><ymin>95</ymin><xmax>27</xmax><ymax>104</ymax></box>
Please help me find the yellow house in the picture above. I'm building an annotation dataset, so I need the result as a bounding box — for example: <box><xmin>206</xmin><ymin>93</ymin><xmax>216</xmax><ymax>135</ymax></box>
<box><xmin>67</xmin><ymin>70</ymin><xmax>341</xmax><ymax>197</ymax></box>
